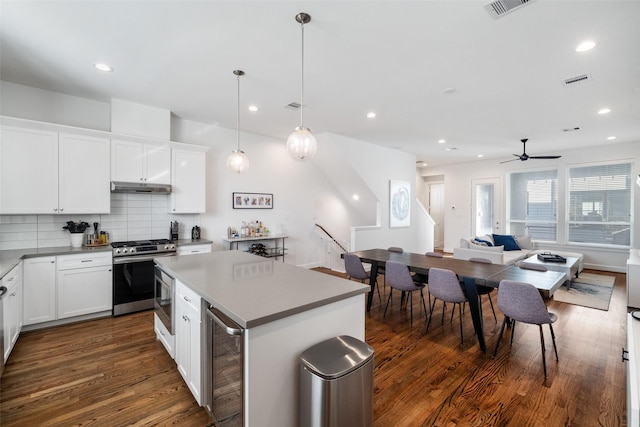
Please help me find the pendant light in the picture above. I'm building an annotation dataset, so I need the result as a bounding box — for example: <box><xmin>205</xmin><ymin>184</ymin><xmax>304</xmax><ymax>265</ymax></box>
<box><xmin>226</xmin><ymin>69</ymin><xmax>250</xmax><ymax>173</ymax></box>
<box><xmin>286</xmin><ymin>12</ymin><xmax>317</xmax><ymax>161</ymax></box>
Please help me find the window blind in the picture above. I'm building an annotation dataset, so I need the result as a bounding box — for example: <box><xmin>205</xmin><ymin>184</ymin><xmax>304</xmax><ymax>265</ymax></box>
<box><xmin>568</xmin><ymin>162</ymin><xmax>632</xmax><ymax>246</ymax></box>
<box><xmin>508</xmin><ymin>169</ymin><xmax>558</xmax><ymax>241</ymax></box>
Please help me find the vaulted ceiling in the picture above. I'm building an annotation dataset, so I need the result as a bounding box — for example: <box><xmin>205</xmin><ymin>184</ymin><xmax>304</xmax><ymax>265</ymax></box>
<box><xmin>1</xmin><ymin>1</ymin><xmax>639</xmax><ymax>166</ymax></box>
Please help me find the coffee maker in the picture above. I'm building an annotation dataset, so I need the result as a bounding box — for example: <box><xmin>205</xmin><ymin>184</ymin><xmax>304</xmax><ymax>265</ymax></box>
<box><xmin>170</xmin><ymin>221</ymin><xmax>179</xmax><ymax>240</ymax></box>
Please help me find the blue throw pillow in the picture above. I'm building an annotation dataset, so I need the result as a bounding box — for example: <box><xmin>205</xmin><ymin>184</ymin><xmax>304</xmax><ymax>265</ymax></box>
<box><xmin>492</xmin><ymin>234</ymin><xmax>521</xmax><ymax>251</ymax></box>
<box><xmin>474</xmin><ymin>238</ymin><xmax>493</xmax><ymax>247</ymax></box>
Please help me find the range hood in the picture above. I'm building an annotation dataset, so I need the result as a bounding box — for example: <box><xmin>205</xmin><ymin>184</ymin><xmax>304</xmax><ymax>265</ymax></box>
<box><xmin>111</xmin><ymin>181</ymin><xmax>172</xmax><ymax>194</ymax></box>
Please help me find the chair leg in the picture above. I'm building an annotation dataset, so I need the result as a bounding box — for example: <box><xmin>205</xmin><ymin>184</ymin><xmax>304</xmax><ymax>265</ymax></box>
<box><xmin>458</xmin><ymin>303</ymin><xmax>464</xmax><ymax>345</ymax></box>
<box><xmin>426</xmin><ymin>298</ymin><xmax>437</xmax><ymax>332</ymax></box>
<box><xmin>510</xmin><ymin>321</ymin><xmax>517</xmax><ymax>346</ymax></box>
<box><xmin>419</xmin><ymin>289</ymin><xmax>428</xmax><ymax>323</ymax></box>
<box><xmin>539</xmin><ymin>325</ymin><xmax>548</xmax><ymax>378</ymax></box>
<box><xmin>549</xmin><ymin>323</ymin><xmax>559</xmax><ymax>361</ymax></box>
<box><xmin>487</xmin><ymin>293</ymin><xmax>497</xmax><ymax>322</ymax></box>
<box><xmin>383</xmin><ymin>290</ymin><xmax>393</xmax><ymax>318</ymax></box>
<box><xmin>493</xmin><ymin>316</ymin><xmax>509</xmax><ymax>357</ymax></box>
<box><xmin>409</xmin><ymin>292</ymin><xmax>414</xmax><ymax>327</ymax></box>
<box><xmin>370</xmin><ymin>277</ymin><xmax>382</xmax><ymax>304</ymax></box>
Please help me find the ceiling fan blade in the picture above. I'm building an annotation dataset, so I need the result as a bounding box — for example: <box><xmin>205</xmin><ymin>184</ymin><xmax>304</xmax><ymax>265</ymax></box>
<box><xmin>528</xmin><ymin>155</ymin><xmax>562</xmax><ymax>159</ymax></box>
<box><xmin>500</xmin><ymin>158</ymin><xmax>521</xmax><ymax>164</ymax></box>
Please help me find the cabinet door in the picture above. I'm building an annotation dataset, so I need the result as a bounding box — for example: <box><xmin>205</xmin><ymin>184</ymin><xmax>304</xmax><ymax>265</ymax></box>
<box><xmin>59</xmin><ymin>133</ymin><xmax>111</xmax><ymax>213</ymax></box>
<box><xmin>111</xmin><ymin>139</ymin><xmax>144</xmax><ymax>183</ymax></box>
<box><xmin>23</xmin><ymin>257</ymin><xmax>57</xmax><ymax>326</ymax></box>
<box><xmin>3</xmin><ymin>264</ymin><xmax>23</xmax><ymax>362</ymax></box>
<box><xmin>144</xmin><ymin>144</ymin><xmax>171</xmax><ymax>184</ymax></box>
<box><xmin>170</xmin><ymin>149</ymin><xmax>206</xmax><ymax>213</ymax></box>
<box><xmin>0</xmin><ymin>126</ymin><xmax>58</xmax><ymax>214</ymax></box>
<box><xmin>57</xmin><ymin>266</ymin><xmax>112</xmax><ymax>319</ymax></box>
<box><xmin>176</xmin><ymin>298</ymin><xmax>201</xmax><ymax>404</ymax></box>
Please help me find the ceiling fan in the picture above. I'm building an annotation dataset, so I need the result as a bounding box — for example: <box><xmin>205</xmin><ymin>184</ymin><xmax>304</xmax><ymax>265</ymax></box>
<box><xmin>500</xmin><ymin>138</ymin><xmax>562</xmax><ymax>164</ymax></box>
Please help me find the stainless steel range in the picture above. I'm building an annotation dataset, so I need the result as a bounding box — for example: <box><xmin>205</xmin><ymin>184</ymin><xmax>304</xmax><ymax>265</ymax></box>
<box><xmin>112</xmin><ymin>239</ymin><xmax>176</xmax><ymax>316</ymax></box>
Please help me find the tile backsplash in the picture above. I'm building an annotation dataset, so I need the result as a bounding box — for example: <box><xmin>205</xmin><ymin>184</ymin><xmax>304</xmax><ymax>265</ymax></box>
<box><xmin>0</xmin><ymin>193</ymin><xmax>200</xmax><ymax>250</ymax></box>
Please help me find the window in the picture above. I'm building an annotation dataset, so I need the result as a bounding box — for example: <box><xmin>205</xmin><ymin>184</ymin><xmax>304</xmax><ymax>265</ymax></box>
<box><xmin>568</xmin><ymin>162</ymin><xmax>632</xmax><ymax>246</ymax></box>
<box><xmin>508</xmin><ymin>169</ymin><xmax>558</xmax><ymax>241</ymax></box>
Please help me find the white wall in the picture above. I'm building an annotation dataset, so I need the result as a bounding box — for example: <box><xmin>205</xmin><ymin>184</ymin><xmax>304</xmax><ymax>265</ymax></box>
<box><xmin>421</xmin><ymin>142</ymin><xmax>640</xmax><ymax>272</ymax></box>
<box><xmin>0</xmin><ymin>81</ymin><xmax>433</xmax><ymax>267</ymax></box>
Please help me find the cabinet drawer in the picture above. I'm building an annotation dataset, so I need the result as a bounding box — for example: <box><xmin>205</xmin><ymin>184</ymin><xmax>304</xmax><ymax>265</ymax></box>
<box><xmin>176</xmin><ymin>280</ymin><xmax>200</xmax><ymax>314</ymax></box>
<box><xmin>2</xmin><ymin>262</ymin><xmax>21</xmax><ymax>284</ymax></box>
<box><xmin>177</xmin><ymin>244</ymin><xmax>212</xmax><ymax>256</ymax></box>
<box><xmin>56</xmin><ymin>252</ymin><xmax>112</xmax><ymax>270</ymax></box>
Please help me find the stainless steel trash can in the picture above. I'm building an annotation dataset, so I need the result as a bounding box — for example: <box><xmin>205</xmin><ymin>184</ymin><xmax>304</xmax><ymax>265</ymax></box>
<box><xmin>300</xmin><ymin>335</ymin><xmax>374</xmax><ymax>427</ymax></box>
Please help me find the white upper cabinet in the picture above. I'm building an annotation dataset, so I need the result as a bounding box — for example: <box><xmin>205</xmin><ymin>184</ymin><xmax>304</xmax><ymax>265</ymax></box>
<box><xmin>111</xmin><ymin>139</ymin><xmax>170</xmax><ymax>184</ymax></box>
<box><xmin>170</xmin><ymin>149</ymin><xmax>206</xmax><ymax>213</ymax></box>
<box><xmin>0</xmin><ymin>126</ymin><xmax>58</xmax><ymax>214</ymax></box>
<box><xmin>59</xmin><ymin>133</ymin><xmax>110</xmax><ymax>213</ymax></box>
<box><xmin>0</xmin><ymin>126</ymin><xmax>110</xmax><ymax>214</ymax></box>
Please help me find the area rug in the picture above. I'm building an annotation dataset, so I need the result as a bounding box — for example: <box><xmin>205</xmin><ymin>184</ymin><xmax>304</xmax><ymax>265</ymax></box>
<box><xmin>553</xmin><ymin>272</ymin><xmax>615</xmax><ymax>311</ymax></box>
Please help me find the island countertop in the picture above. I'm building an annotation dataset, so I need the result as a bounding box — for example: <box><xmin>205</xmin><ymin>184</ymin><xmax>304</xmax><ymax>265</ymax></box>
<box><xmin>154</xmin><ymin>251</ymin><xmax>369</xmax><ymax>329</ymax></box>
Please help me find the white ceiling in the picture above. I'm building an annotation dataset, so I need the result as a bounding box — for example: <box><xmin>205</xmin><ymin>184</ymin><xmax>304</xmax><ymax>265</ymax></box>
<box><xmin>1</xmin><ymin>0</ymin><xmax>639</xmax><ymax>167</ymax></box>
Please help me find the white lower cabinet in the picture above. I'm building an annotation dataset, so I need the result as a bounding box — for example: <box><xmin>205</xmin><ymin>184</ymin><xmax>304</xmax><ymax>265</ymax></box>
<box><xmin>175</xmin><ymin>280</ymin><xmax>202</xmax><ymax>405</ymax></box>
<box><xmin>177</xmin><ymin>243</ymin><xmax>212</xmax><ymax>256</ymax></box>
<box><xmin>23</xmin><ymin>252</ymin><xmax>112</xmax><ymax>327</ymax></box>
<box><xmin>154</xmin><ymin>312</ymin><xmax>175</xmax><ymax>359</ymax></box>
<box><xmin>23</xmin><ymin>256</ymin><xmax>57</xmax><ymax>326</ymax></box>
<box><xmin>3</xmin><ymin>263</ymin><xmax>23</xmax><ymax>363</ymax></box>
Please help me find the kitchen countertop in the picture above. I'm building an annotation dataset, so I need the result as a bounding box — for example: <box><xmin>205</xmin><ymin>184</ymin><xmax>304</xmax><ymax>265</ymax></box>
<box><xmin>0</xmin><ymin>245</ymin><xmax>112</xmax><ymax>279</ymax></box>
<box><xmin>154</xmin><ymin>250</ymin><xmax>369</xmax><ymax>329</ymax></box>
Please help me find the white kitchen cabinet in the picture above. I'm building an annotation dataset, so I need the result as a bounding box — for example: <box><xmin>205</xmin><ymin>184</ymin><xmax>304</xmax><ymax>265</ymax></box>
<box><xmin>58</xmin><ymin>133</ymin><xmax>110</xmax><ymax>213</ymax></box>
<box><xmin>0</xmin><ymin>126</ymin><xmax>110</xmax><ymax>214</ymax></box>
<box><xmin>177</xmin><ymin>243</ymin><xmax>212</xmax><ymax>256</ymax></box>
<box><xmin>175</xmin><ymin>280</ymin><xmax>202</xmax><ymax>404</ymax></box>
<box><xmin>23</xmin><ymin>256</ymin><xmax>57</xmax><ymax>326</ymax></box>
<box><xmin>3</xmin><ymin>262</ymin><xmax>23</xmax><ymax>363</ymax></box>
<box><xmin>629</xmin><ymin>249</ymin><xmax>640</xmax><ymax>308</ymax></box>
<box><xmin>154</xmin><ymin>312</ymin><xmax>175</xmax><ymax>359</ymax></box>
<box><xmin>170</xmin><ymin>149</ymin><xmax>206</xmax><ymax>213</ymax></box>
<box><xmin>111</xmin><ymin>139</ymin><xmax>171</xmax><ymax>184</ymax></box>
<box><xmin>56</xmin><ymin>252</ymin><xmax>112</xmax><ymax>319</ymax></box>
<box><xmin>0</xmin><ymin>126</ymin><xmax>58</xmax><ymax>214</ymax></box>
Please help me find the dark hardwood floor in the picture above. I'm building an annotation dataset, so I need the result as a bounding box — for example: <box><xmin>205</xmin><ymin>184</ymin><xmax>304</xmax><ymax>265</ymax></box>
<box><xmin>0</xmin><ymin>268</ymin><xmax>628</xmax><ymax>426</ymax></box>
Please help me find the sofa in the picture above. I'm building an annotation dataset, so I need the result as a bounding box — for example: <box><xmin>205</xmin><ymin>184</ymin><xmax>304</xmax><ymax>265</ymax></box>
<box><xmin>453</xmin><ymin>234</ymin><xmax>584</xmax><ymax>274</ymax></box>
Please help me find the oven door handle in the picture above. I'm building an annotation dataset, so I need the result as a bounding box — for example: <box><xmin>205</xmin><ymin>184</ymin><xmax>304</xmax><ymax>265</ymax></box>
<box><xmin>113</xmin><ymin>253</ymin><xmax>176</xmax><ymax>264</ymax></box>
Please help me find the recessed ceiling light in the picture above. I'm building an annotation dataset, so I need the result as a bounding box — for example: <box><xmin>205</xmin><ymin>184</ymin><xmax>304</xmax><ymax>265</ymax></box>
<box><xmin>607</xmin><ymin>136</ymin><xmax>616</xmax><ymax>140</ymax></box>
<box><xmin>477</xmin><ymin>154</ymin><xmax>484</xmax><ymax>158</ymax></box>
<box><xmin>576</xmin><ymin>40</ymin><xmax>596</xmax><ymax>52</ymax></box>
<box><xmin>93</xmin><ymin>63</ymin><xmax>113</xmax><ymax>72</ymax></box>
<box><xmin>352</xmin><ymin>194</ymin><xmax>359</xmax><ymax>201</ymax></box>
<box><xmin>598</xmin><ymin>108</ymin><xmax>611</xmax><ymax>115</ymax></box>
<box><xmin>248</xmin><ymin>105</ymin><xmax>259</xmax><ymax>112</ymax></box>
<box><xmin>438</xmin><ymin>139</ymin><xmax>446</xmax><ymax>144</ymax></box>
<box><xmin>366</xmin><ymin>112</ymin><xmax>376</xmax><ymax>119</ymax></box>
<box><xmin>445</xmin><ymin>147</ymin><xmax>457</xmax><ymax>151</ymax></box>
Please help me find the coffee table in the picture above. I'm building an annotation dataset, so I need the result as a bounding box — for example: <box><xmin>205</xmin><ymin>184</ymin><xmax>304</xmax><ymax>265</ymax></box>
<box><xmin>522</xmin><ymin>254</ymin><xmax>580</xmax><ymax>285</ymax></box>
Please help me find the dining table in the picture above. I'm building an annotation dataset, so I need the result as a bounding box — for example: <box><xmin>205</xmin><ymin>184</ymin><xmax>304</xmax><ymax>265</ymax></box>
<box><xmin>347</xmin><ymin>248</ymin><xmax>565</xmax><ymax>352</ymax></box>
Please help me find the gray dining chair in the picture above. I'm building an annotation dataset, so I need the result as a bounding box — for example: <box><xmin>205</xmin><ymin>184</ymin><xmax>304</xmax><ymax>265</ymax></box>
<box><xmin>379</xmin><ymin>246</ymin><xmax>404</xmax><ymax>294</ymax></box>
<box><xmin>344</xmin><ymin>253</ymin><xmax>382</xmax><ymax>304</ymax></box>
<box><xmin>383</xmin><ymin>261</ymin><xmax>428</xmax><ymax>328</ymax></box>
<box><xmin>468</xmin><ymin>257</ymin><xmax>497</xmax><ymax>322</ymax></box>
<box><xmin>493</xmin><ymin>279</ymin><xmax>559</xmax><ymax>378</ymax></box>
<box><xmin>426</xmin><ymin>267</ymin><xmax>468</xmax><ymax>344</ymax></box>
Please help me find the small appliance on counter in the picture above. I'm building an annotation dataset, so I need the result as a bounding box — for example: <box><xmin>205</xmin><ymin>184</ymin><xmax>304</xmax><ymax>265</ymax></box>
<box><xmin>170</xmin><ymin>221</ymin><xmax>179</xmax><ymax>240</ymax></box>
<box><xmin>191</xmin><ymin>226</ymin><xmax>201</xmax><ymax>240</ymax></box>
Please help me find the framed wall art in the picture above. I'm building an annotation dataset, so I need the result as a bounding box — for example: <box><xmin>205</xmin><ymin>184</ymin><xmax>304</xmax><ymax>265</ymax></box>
<box><xmin>389</xmin><ymin>180</ymin><xmax>410</xmax><ymax>228</ymax></box>
<box><xmin>233</xmin><ymin>192</ymin><xmax>273</xmax><ymax>209</ymax></box>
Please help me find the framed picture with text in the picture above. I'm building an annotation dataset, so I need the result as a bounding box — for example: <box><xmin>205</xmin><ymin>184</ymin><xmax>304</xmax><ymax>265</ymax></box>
<box><xmin>233</xmin><ymin>192</ymin><xmax>273</xmax><ymax>209</ymax></box>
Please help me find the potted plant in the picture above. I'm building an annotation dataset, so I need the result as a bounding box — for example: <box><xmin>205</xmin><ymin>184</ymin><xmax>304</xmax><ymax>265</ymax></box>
<box><xmin>62</xmin><ymin>221</ymin><xmax>90</xmax><ymax>247</ymax></box>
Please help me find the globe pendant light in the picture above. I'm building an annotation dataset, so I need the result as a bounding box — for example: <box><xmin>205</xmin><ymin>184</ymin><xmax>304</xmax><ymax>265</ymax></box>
<box><xmin>227</xmin><ymin>69</ymin><xmax>250</xmax><ymax>173</ymax></box>
<box><xmin>286</xmin><ymin>12</ymin><xmax>317</xmax><ymax>161</ymax></box>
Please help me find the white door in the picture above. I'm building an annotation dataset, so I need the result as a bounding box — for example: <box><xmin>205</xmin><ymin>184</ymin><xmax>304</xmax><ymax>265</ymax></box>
<box><xmin>428</xmin><ymin>183</ymin><xmax>445</xmax><ymax>249</ymax></box>
<box><xmin>471</xmin><ymin>178</ymin><xmax>502</xmax><ymax>237</ymax></box>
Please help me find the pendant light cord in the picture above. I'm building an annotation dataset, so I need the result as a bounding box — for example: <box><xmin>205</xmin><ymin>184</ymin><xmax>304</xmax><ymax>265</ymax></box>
<box><xmin>236</xmin><ymin>73</ymin><xmax>241</xmax><ymax>150</ymax></box>
<box><xmin>300</xmin><ymin>20</ymin><xmax>305</xmax><ymax>128</ymax></box>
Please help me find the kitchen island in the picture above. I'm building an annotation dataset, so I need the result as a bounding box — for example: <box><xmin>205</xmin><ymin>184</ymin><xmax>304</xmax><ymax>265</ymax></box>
<box><xmin>154</xmin><ymin>250</ymin><xmax>369</xmax><ymax>427</ymax></box>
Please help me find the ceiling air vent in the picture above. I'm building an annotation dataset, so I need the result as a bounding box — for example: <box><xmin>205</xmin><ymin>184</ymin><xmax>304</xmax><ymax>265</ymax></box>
<box><xmin>563</xmin><ymin>73</ymin><xmax>592</xmax><ymax>87</ymax></box>
<box><xmin>284</xmin><ymin>102</ymin><xmax>301</xmax><ymax>111</ymax></box>
<box><xmin>484</xmin><ymin>0</ymin><xmax>534</xmax><ymax>18</ymax></box>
